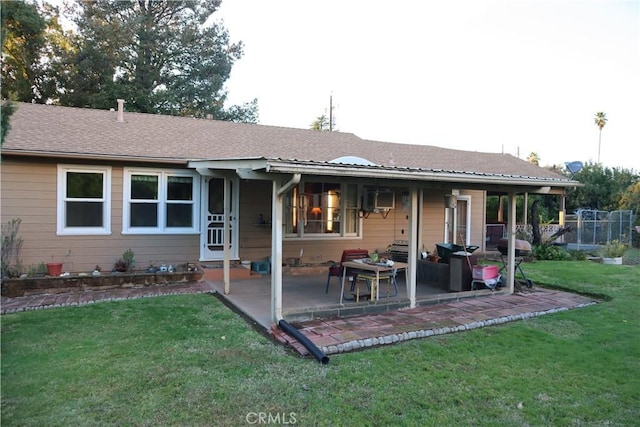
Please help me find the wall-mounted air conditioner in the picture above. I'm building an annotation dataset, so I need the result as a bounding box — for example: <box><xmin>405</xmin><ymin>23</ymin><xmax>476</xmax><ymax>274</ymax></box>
<box><xmin>374</xmin><ymin>191</ymin><xmax>395</xmax><ymax>210</ymax></box>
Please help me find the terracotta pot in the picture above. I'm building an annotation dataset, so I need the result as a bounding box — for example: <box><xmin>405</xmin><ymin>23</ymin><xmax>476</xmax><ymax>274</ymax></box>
<box><xmin>428</xmin><ymin>254</ymin><xmax>441</xmax><ymax>263</ymax></box>
<box><xmin>46</xmin><ymin>262</ymin><xmax>63</xmax><ymax>276</ymax></box>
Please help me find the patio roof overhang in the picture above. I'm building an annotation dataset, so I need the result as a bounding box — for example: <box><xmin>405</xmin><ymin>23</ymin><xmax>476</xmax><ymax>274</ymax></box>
<box><xmin>188</xmin><ymin>156</ymin><xmax>577</xmax><ymax>324</ymax></box>
<box><xmin>187</xmin><ymin>157</ymin><xmax>580</xmax><ymax>195</ymax></box>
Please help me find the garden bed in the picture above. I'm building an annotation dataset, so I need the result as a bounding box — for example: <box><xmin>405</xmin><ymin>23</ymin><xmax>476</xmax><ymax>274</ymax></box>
<box><xmin>1</xmin><ymin>270</ymin><xmax>204</xmax><ymax>298</ymax></box>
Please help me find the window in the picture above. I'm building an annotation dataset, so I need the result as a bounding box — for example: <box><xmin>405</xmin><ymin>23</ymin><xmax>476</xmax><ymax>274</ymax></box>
<box><xmin>445</xmin><ymin>194</ymin><xmax>471</xmax><ymax>245</ymax></box>
<box><xmin>123</xmin><ymin>169</ymin><xmax>199</xmax><ymax>234</ymax></box>
<box><xmin>284</xmin><ymin>181</ymin><xmax>360</xmax><ymax>238</ymax></box>
<box><xmin>57</xmin><ymin>165</ymin><xmax>111</xmax><ymax>235</ymax></box>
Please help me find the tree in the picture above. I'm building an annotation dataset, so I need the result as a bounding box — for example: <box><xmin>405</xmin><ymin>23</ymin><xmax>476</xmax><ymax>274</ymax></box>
<box><xmin>1</xmin><ymin>100</ymin><xmax>16</xmax><ymax>145</ymax></box>
<box><xmin>58</xmin><ymin>0</ymin><xmax>257</xmax><ymax>122</ymax></box>
<box><xmin>565</xmin><ymin>162</ymin><xmax>638</xmax><ymax>212</ymax></box>
<box><xmin>618</xmin><ymin>181</ymin><xmax>640</xmax><ymax>214</ymax></box>
<box><xmin>1</xmin><ymin>0</ymin><xmax>47</xmax><ymax>102</ymax></box>
<box><xmin>310</xmin><ymin>114</ymin><xmax>329</xmax><ymax>131</ymax></box>
<box><xmin>526</xmin><ymin>152</ymin><xmax>540</xmax><ymax>165</ymax></box>
<box><xmin>1</xmin><ymin>0</ymin><xmax>70</xmax><ymax>103</ymax></box>
<box><xmin>594</xmin><ymin>111</ymin><xmax>607</xmax><ymax>164</ymax></box>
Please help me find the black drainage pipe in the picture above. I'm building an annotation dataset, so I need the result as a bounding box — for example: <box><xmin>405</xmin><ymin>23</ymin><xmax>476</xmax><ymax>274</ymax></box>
<box><xmin>278</xmin><ymin>319</ymin><xmax>329</xmax><ymax>365</ymax></box>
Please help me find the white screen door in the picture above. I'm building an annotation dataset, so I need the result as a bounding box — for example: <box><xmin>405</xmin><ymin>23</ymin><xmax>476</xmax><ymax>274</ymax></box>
<box><xmin>200</xmin><ymin>177</ymin><xmax>239</xmax><ymax>260</ymax></box>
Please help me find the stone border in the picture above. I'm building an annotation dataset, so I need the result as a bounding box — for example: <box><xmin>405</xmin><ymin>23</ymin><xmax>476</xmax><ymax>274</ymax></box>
<box><xmin>319</xmin><ymin>302</ymin><xmax>598</xmax><ymax>355</ymax></box>
<box><xmin>1</xmin><ymin>288</ymin><xmax>213</xmax><ymax>315</ymax></box>
<box><xmin>1</xmin><ymin>271</ymin><xmax>204</xmax><ymax>298</ymax></box>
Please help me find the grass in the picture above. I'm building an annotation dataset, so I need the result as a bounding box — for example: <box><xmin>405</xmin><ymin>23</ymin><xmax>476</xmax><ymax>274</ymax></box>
<box><xmin>2</xmin><ymin>260</ymin><xmax>639</xmax><ymax>426</ymax></box>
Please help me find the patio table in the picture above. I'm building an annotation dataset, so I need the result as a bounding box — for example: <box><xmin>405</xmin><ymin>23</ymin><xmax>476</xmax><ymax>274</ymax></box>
<box><xmin>340</xmin><ymin>260</ymin><xmax>408</xmax><ymax>304</ymax></box>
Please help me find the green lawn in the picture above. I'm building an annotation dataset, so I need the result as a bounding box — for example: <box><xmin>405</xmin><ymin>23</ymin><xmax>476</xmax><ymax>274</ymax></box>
<box><xmin>2</xmin><ymin>260</ymin><xmax>639</xmax><ymax>426</ymax></box>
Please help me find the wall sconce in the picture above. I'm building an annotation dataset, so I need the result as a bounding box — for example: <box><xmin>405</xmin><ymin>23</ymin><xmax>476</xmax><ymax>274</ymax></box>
<box><xmin>444</xmin><ymin>194</ymin><xmax>457</xmax><ymax>209</ymax></box>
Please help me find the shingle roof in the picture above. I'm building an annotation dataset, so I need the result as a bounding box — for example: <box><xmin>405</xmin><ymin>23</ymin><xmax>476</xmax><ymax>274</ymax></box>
<box><xmin>2</xmin><ymin>102</ymin><xmax>569</xmax><ymax>183</ymax></box>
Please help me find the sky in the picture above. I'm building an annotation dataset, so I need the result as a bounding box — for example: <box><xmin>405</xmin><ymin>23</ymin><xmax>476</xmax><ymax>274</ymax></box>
<box><xmin>214</xmin><ymin>0</ymin><xmax>639</xmax><ymax>171</ymax></box>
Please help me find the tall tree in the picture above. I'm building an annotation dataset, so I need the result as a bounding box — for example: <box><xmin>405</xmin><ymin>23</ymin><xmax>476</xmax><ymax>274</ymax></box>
<box><xmin>1</xmin><ymin>100</ymin><xmax>16</xmax><ymax>145</ymax></box>
<box><xmin>1</xmin><ymin>0</ymin><xmax>46</xmax><ymax>102</ymax></box>
<box><xmin>310</xmin><ymin>114</ymin><xmax>329</xmax><ymax>131</ymax></box>
<box><xmin>565</xmin><ymin>162</ymin><xmax>638</xmax><ymax>212</ymax></box>
<box><xmin>526</xmin><ymin>152</ymin><xmax>540</xmax><ymax>165</ymax></box>
<box><xmin>60</xmin><ymin>0</ymin><xmax>257</xmax><ymax>122</ymax></box>
<box><xmin>594</xmin><ymin>111</ymin><xmax>607</xmax><ymax>164</ymax></box>
<box><xmin>1</xmin><ymin>0</ymin><xmax>69</xmax><ymax>103</ymax></box>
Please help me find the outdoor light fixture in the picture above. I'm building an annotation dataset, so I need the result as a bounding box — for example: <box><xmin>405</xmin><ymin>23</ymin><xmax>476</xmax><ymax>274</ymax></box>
<box><xmin>444</xmin><ymin>194</ymin><xmax>457</xmax><ymax>208</ymax></box>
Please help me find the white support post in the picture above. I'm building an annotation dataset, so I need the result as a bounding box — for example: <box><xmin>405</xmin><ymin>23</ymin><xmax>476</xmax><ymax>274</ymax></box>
<box><xmin>407</xmin><ymin>186</ymin><xmax>419</xmax><ymax>307</ymax></box>
<box><xmin>417</xmin><ymin>189</ymin><xmax>424</xmax><ymax>254</ymax></box>
<box><xmin>223</xmin><ymin>178</ymin><xmax>231</xmax><ymax>295</ymax></box>
<box><xmin>271</xmin><ymin>180</ymin><xmax>284</xmax><ymax>323</ymax></box>
<box><xmin>507</xmin><ymin>192</ymin><xmax>517</xmax><ymax>294</ymax></box>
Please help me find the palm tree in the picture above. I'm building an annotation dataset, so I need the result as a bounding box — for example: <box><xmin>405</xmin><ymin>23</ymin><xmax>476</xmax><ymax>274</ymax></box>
<box><xmin>594</xmin><ymin>112</ymin><xmax>607</xmax><ymax>164</ymax></box>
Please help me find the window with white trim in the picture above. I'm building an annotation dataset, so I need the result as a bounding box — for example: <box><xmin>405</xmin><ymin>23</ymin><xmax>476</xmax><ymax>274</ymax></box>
<box><xmin>57</xmin><ymin>165</ymin><xmax>111</xmax><ymax>235</ymax></box>
<box><xmin>123</xmin><ymin>169</ymin><xmax>199</xmax><ymax>234</ymax></box>
<box><xmin>445</xmin><ymin>194</ymin><xmax>471</xmax><ymax>245</ymax></box>
<box><xmin>284</xmin><ymin>181</ymin><xmax>361</xmax><ymax>238</ymax></box>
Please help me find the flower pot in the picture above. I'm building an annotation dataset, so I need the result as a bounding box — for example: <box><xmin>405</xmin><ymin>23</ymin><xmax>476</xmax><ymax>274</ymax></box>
<box><xmin>46</xmin><ymin>262</ymin><xmax>63</xmax><ymax>276</ymax></box>
<box><xmin>602</xmin><ymin>257</ymin><xmax>623</xmax><ymax>265</ymax></box>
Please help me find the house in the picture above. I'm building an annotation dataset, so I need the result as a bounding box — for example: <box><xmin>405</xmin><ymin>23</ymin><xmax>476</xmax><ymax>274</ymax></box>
<box><xmin>1</xmin><ymin>101</ymin><xmax>579</xmax><ymax>322</ymax></box>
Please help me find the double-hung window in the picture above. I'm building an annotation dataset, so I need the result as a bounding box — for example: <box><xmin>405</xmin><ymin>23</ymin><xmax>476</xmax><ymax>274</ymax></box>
<box><xmin>123</xmin><ymin>169</ymin><xmax>199</xmax><ymax>234</ymax></box>
<box><xmin>57</xmin><ymin>165</ymin><xmax>111</xmax><ymax>235</ymax></box>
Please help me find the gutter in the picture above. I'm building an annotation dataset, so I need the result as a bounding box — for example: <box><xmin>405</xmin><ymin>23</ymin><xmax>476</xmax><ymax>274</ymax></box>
<box><xmin>265</xmin><ymin>161</ymin><xmax>579</xmax><ymax>188</ymax></box>
<box><xmin>1</xmin><ymin>149</ymin><xmax>188</xmax><ymax>165</ymax></box>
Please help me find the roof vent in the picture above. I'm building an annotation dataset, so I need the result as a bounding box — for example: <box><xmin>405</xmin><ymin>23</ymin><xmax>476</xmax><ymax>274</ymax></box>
<box><xmin>116</xmin><ymin>99</ymin><xmax>125</xmax><ymax>122</ymax></box>
<box><xmin>329</xmin><ymin>156</ymin><xmax>376</xmax><ymax>166</ymax></box>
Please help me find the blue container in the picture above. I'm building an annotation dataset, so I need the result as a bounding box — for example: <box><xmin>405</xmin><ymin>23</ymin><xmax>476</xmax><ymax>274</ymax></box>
<box><xmin>251</xmin><ymin>261</ymin><xmax>271</xmax><ymax>275</ymax></box>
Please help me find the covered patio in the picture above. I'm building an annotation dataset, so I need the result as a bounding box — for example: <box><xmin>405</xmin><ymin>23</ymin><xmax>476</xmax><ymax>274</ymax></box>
<box><xmin>207</xmin><ymin>272</ymin><xmax>597</xmax><ymax>358</ymax></box>
<box><xmin>207</xmin><ymin>270</ymin><xmax>501</xmax><ymax>328</ymax></box>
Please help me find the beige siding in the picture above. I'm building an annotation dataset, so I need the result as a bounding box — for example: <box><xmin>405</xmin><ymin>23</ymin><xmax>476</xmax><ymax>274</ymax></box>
<box><xmin>235</xmin><ymin>185</ymin><xmax>488</xmax><ymax>265</ymax></box>
<box><xmin>2</xmin><ymin>158</ymin><xmax>488</xmax><ymax>274</ymax></box>
<box><xmin>1</xmin><ymin>158</ymin><xmax>199</xmax><ymax>273</ymax></box>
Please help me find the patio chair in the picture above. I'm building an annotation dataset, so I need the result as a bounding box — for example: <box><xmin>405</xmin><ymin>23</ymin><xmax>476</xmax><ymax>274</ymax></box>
<box><xmin>353</xmin><ymin>269</ymin><xmax>399</xmax><ymax>300</ymax></box>
<box><xmin>325</xmin><ymin>249</ymin><xmax>370</xmax><ymax>293</ymax></box>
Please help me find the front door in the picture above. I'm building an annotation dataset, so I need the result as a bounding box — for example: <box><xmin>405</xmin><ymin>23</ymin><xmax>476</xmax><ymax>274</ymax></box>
<box><xmin>200</xmin><ymin>177</ymin><xmax>239</xmax><ymax>261</ymax></box>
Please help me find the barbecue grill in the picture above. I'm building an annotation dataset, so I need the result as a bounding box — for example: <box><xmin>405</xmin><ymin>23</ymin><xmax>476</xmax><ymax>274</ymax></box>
<box><xmin>496</xmin><ymin>238</ymin><xmax>533</xmax><ymax>288</ymax></box>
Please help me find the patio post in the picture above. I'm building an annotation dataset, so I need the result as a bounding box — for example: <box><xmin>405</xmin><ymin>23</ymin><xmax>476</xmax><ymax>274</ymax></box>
<box><xmin>506</xmin><ymin>192</ymin><xmax>517</xmax><ymax>294</ymax></box>
<box><xmin>223</xmin><ymin>177</ymin><xmax>232</xmax><ymax>295</ymax></box>
<box><xmin>271</xmin><ymin>174</ymin><xmax>300</xmax><ymax>323</ymax></box>
<box><xmin>271</xmin><ymin>180</ymin><xmax>284</xmax><ymax>323</ymax></box>
<box><xmin>407</xmin><ymin>186</ymin><xmax>419</xmax><ymax>307</ymax></box>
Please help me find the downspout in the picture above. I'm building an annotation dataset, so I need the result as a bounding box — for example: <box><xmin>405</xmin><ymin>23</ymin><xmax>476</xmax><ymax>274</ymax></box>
<box><xmin>279</xmin><ymin>319</ymin><xmax>329</xmax><ymax>364</ymax></box>
<box><xmin>277</xmin><ymin>173</ymin><xmax>301</xmax><ymax>197</ymax></box>
<box><xmin>271</xmin><ymin>172</ymin><xmax>328</xmax><ymax>364</ymax></box>
<box><xmin>272</xmin><ymin>174</ymin><xmax>301</xmax><ymax>324</ymax></box>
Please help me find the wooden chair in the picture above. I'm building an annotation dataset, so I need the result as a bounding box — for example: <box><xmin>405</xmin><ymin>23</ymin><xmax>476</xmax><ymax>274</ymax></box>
<box><xmin>353</xmin><ymin>270</ymin><xmax>399</xmax><ymax>300</ymax></box>
<box><xmin>325</xmin><ymin>249</ymin><xmax>370</xmax><ymax>293</ymax></box>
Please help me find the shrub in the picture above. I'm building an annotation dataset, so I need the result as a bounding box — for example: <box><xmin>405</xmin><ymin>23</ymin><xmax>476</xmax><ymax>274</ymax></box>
<box><xmin>532</xmin><ymin>244</ymin><xmax>571</xmax><ymax>261</ymax></box>
<box><xmin>1</xmin><ymin>218</ymin><xmax>24</xmax><ymax>278</ymax></box>
<box><xmin>568</xmin><ymin>250</ymin><xmax>588</xmax><ymax>261</ymax></box>
<box><xmin>601</xmin><ymin>240</ymin><xmax>627</xmax><ymax>258</ymax></box>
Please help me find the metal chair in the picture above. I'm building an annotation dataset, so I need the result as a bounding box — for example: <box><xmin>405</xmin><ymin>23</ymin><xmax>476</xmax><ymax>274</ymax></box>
<box><xmin>325</xmin><ymin>249</ymin><xmax>370</xmax><ymax>293</ymax></box>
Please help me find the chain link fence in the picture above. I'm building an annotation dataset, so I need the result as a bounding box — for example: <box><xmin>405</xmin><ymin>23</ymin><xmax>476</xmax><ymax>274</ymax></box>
<box><xmin>564</xmin><ymin>209</ymin><xmax>634</xmax><ymax>250</ymax></box>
